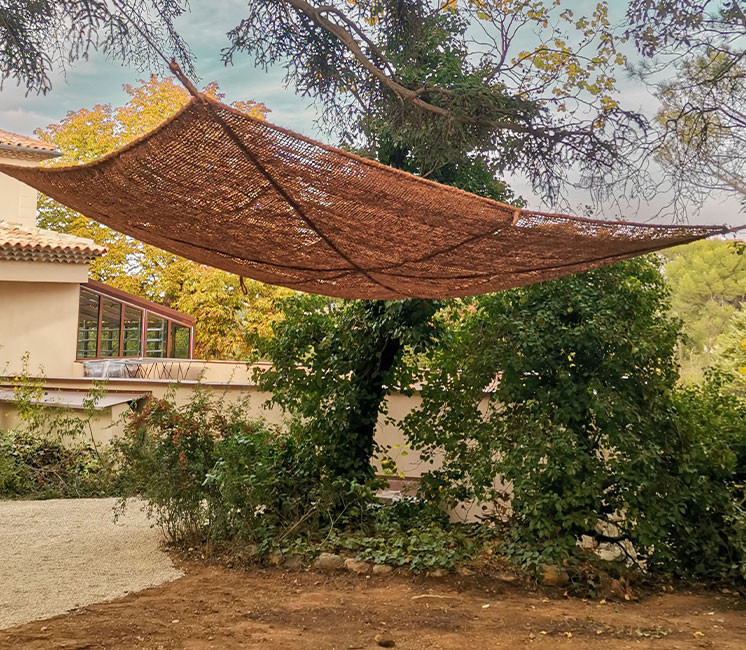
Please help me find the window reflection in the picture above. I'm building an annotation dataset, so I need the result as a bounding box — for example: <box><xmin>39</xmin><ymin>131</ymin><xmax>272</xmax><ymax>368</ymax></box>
<box><xmin>146</xmin><ymin>314</ymin><xmax>168</xmax><ymax>358</ymax></box>
<box><xmin>170</xmin><ymin>322</ymin><xmax>191</xmax><ymax>358</ymax></box>
<box><xmin>100</xmin><ymin>298</ymin><xmax>121</xmax><ymax>357</ymax></box>
<box><xmin>76</xmin><ymin>285</ymin><xmax>193</xmax><ymax>360</ymax></box>
<box><xmin>123</xmin><ymin>306</ymin><xmax>142</xmax><ymax>357</ymax></box>
<box><xmin>77</xmin><ymin>288</ymin><xmax>99</xmax><ymax>359</ymax></box>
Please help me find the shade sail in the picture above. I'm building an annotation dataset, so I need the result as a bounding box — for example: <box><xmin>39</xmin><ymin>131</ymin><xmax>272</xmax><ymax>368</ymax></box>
<box><xmin>0</xmin><ymin>96</ymin><xmax>731</xmax><ymax>299</ymax></box>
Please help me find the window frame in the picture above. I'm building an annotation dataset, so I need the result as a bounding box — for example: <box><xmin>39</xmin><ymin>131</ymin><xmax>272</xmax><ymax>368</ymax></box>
<box><xmin>75</xmin><ymin>281</ymin><xmax>195</xmax><ymax>360</ymax></box>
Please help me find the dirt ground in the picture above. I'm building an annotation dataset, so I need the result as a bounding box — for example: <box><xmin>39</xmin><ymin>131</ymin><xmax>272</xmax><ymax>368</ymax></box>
<box><xmin>1</xmin><ymin>561</ymin><xmax>745</xmax><ymax>650</ymax></box>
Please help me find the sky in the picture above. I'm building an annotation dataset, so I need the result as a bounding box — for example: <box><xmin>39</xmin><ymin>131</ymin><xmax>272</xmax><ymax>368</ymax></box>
<box><xmin>0</xmin><ymin>0</ymin><xmax>743</xmax><ymax>230</ymax></box>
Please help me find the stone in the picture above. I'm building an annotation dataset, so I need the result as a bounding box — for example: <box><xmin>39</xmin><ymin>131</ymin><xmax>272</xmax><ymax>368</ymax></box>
<box><xmin>313</xmin><ymin>552</ymin><xmax>344</xmax><ymax>570</ymax></box>
<box><xmin>344</xmin><ymin>558</ymin><xmax>371</xmax><ymax>574</ymax></box>
<box><xmin>375</xmin><ymin>632</ymin><xmax>396</xmax><ymax>647</ymax></box>
<box><xmin>428</xmin><ymin>568</ymin><xmax>449</xmax><ymax>578</ymax></box>
<box><xmin>495</xmin><ymin>572</ymin><xmax>518</xmax><ymax>584</ymax></box>
<box><xmin>456</xmin><ymin>566</ymin><xmax>475</xmax><ymax>577</ymax></box>
<box><xmin>540</xmin><ymin>565</ymin><xmax>569</xmax><ymax>587</ymax></box>
<box><xmin>284</xmin><ymin>555</ymin><xmax>304</xmax><ymax>569</ymax></box>
<box><xmin>372</xmin><ymin>564</ymin><xmax>394</xmax><ymax>575</ymax></box>
<box><xmin>268</xmin><ymin>552</ymin><xmax>285</xmax><ymax>567</ymax></box>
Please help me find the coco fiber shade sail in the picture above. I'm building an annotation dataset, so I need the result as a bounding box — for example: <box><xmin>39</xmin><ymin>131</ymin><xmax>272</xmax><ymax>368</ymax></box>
<box><xmin>0</xmin><ymin>95</ymin><xmax>732</xmax><ymax>300</ymax></box>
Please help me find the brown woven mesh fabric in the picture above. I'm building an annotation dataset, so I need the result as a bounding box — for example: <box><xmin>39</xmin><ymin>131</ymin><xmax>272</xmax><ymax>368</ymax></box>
<box><xmin>0</xmin><ymin>96</ymin><xmax>729</xmax><ymax>299</ymax></box>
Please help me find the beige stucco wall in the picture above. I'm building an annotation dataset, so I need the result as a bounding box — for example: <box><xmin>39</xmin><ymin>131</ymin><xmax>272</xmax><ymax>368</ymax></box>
<box><xmin>1</xmin><ymin>367</ymin><xmax>464</xmax><ymax>478</ymax></box>
<box><xmin>1</xmin><ymin>365</ymin><xmax>497</xmax><ymax>521</ymax></box>
<box><xmin>0</xmin><ymin>281</ymin><xmax>81</xmax><ymax>377</ymax></box>
<box><xmin>0</xmin><ymin>260</ymin><xmax>89</xmax><ymax>284</ymax></box>
<box><xmin>0</xmin><ymin>155</ymin><xmax>39</xmax><ymax>228</ymax></box>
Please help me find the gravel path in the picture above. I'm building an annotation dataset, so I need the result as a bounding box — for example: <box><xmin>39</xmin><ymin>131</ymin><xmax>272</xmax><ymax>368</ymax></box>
<box><xmin>0</xmin><ymin>498</ymin><xmax>182</xmax><ymax>630</ymax></box>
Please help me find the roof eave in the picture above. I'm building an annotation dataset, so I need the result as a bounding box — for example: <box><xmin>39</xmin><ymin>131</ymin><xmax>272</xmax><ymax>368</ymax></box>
<box><xmin>0</xmin><ymin>142</ymin><xmax>61</xmax><ymax>159</ymax></box>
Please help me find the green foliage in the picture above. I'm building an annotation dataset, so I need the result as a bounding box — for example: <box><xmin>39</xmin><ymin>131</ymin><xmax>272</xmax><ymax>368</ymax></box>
<box><xmin>227</xmin><ymin>0</ymin><xmax>637</xmax><ymax>201</ymax></box>
<box><xmin>647</xmin><ymin>372</ymin><xmax>746</xmax><ymax>580</ymax></box>
<box><xmin>0</xmin><ymin>429</ymin><xmax>114</xmax><ymax>499</ymax></box>
<box><xmin>0</xmin><ymin>0</ymin><xmax>194</xmax><ymax>96</ymax></box>
<box><xmin>663</xmin><ymin>240</ymin><xmax>746</xmax><ymax>377</ymax></box>
<box><xmin>115</xmin><ymin>390</ymin><xmax>485</xmax><ymax>571</ymax></box>
<box><xmin>712</xmin><ymin>309</ymin><xmax>746</xmax><ymax>395</ymax></box>
<box><xmin>0</xmin><ymin>370</ymin><xmax>116</xmax><ymax>499</ymax></box>
<box><xmin>405</xmin><ymin>257</ymin><xmax>683</xmax><ymax>568</ymax></box>
<box><xmin>253</xmin><ymin>295</ymin><xmax>441</xmax><ymax>482</ymax></box>
<box><xmin>114</xmin><ymin>389</ymin><xmax>374</xmax><ymax>544</ymax></box>
<box><xmin>335</xmin><ymin>500</ymin><xmax>491</xmax><ymax>571</ymax></box>
<box><xmin>115</xmin><ymin>391</ymin><xmax>224</xmax><ymax>541</ymax></box>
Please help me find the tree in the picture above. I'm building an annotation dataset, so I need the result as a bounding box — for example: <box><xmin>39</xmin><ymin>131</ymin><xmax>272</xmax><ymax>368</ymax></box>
<box><xmin>662</xmin><ymin>239</ymin><xmax>746</xmax><ymax>374</ymax></box>
<box><xmin>403</xmin><ymin>258</ymin><xmax>684</xmax><ymax>566</ymax></box>
<box><xmin>254</xmin><ymin>297</ymin><xmax>440</xmax><ymax>481</ymax></box>
<box><xmin>627</xmin><ymin>0</ymin><xmax>746</xmax><ymax>215</ymax></box>
<box><xmin>231</xmin><ymin>1</ymin><xmax>656</xmax><ymax>487</ymax></box>
<box><xmin>248</xmin><ymin>2</ymin><xmax>532</xmax><ymax>484</ymax></box>
<box><xmin>37</xmin><ymin>76</ymin><xmax>283</xmax><ymax>359</ymax></box>
<box><xmin>0</xmin><ymin>0</ymin><xmax>193</xmax><ymax>95</ymax></box>
<box><xmin>655</xmin><ymin>53</ymin><xmax>746</xmax><ymax>212</ymax></box>
<box><xmin>713</xmin><ymin>309</ymin><xmax>746</xmax><ymax>395</ymax></box>
<box><xmin>225</xmin><ymin>0</ymin><xmax>639</xmax><ymax>203</ymax></box>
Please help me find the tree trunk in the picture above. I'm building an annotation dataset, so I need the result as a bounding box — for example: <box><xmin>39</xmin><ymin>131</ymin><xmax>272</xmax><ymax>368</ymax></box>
<box><xmin>329</xmin><ymin>299</ymin><xmax>435</xmax><ymax>482</ymax></box>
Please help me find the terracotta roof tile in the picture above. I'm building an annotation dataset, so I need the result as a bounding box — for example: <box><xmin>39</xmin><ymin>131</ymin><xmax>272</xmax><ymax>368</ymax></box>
<box><xmin>0</xmin><ymin>221</ymin><xmax>107</xmax><ymax>264</ymax></box>
<box><xmin>0</xmin><ymin>129</ymin><xmax>57</xmax><ymax>152</ymax></box>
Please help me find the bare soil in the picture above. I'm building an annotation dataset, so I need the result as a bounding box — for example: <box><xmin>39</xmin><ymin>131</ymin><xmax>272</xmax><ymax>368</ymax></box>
<box><xmin>1</xmin><ymin>561</ymin><xmax>745</xmax><ymax>649</ymax></box>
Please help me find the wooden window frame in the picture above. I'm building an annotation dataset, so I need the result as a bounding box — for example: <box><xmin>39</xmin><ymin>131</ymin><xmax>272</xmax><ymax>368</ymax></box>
<box><xmin>76</xmin><ymin>281</ymin><xmax>195</xmax><ymax>361</ymax></box>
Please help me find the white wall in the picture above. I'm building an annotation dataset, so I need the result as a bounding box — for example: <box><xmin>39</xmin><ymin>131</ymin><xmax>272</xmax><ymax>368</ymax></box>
<box><xmin>0</xmin><ymin>155</ymin><xmax>39</xmax><ymax>228</ymax></box>
<box><xmin>0</xmin><ymin>281</ymin><xmax>81</xmax><ymax>377</ymax></box>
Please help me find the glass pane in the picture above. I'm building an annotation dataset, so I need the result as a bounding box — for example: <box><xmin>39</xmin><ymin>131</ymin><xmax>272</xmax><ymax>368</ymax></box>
<box><xmin>77</xmin><ymin>288</ymin><xmax>99</xmax><ymax>359</ymax></box>
<box><xmin>99</xmin><ymin>298</ymin><xmax>121</xmax><ymax>357</ymax></box>
<box><xmin>169</xmin><ymin>323</ymin><xmax>191</xmax><ymax>358</ymax></box>
<box><xmin>146</xmin><ymin>314</ymin><xmax>168</xmax><ymax>358</ymax></box>
<box><xmin>123</xmin><ymin>306</ymin><xmax>142</xmax><ymax>357</ymax></box>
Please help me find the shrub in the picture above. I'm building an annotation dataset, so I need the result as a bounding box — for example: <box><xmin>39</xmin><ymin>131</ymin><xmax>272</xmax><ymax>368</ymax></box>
<box><xmin>0</xmin><ymin>372</ymin><xmax>116</xmax><ymax>499</ymax></box>
<box><xmin>0</xmin><ymin>429</ymin><xmax>115</xmax><ymax>498</ymax></box>
<box><xmin>115</xmin><ymin>390</ymin><xmax>232</xmax><ymax>541</ymax></box>
<box><xmin>115</xmin><ymin>390</ymin><xmax>378</xmax><ymax>547</ymax></box>
<box><xmin>644</xmin><ymin>372</ymin><xmax>746</xmax><ymax>580</ymax></box>
<box><xmin>115</xmin><ymin>390</ymin><xmax>488</xmax><ymax>571</ymax></box>
<box><xmin>406</xmin><ymin>258</ymin><xmax>682</xmax><ymax>570</ymax></box>
<box><xmin>334</xmin><ymin>499</ymin><xmax>491</xmax><ymax>571</ymax></box>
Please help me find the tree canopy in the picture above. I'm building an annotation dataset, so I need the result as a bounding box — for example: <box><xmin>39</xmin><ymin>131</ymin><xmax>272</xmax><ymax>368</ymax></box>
<box><xmin>0</xmin><ymin>0</ymin><xmax>193</xmax><ymax>95</ymax></box>
<box><xmin>225</xmin><ymin>0</ymin><xmax>639</xmax><ymax>203</ymax></box>
<box><xmin>662</xmin><ymin>239</ymin><xmax>746</xmax><ymax>376</ymax></box>
<box><xmin>627</xmin><ymin>0</ymin><xmax>746</xmax><ymax>216</ymax></box>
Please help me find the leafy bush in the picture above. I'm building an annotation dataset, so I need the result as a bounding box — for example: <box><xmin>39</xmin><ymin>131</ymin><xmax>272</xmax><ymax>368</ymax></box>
<box><xmin>0</xmin><ymin>429</ymin><xmax>115</xmax><ymax>498</ymax></box>
<box><xmin>645</xmin><ymin>372</ymin><xmax>746</xmax><ymax>580</ymax></box>
<box><xmin>115</xmin><ymin>390</ymin><xmax>487</xmax><ymax>571</ymax></box>
<box><xmin>406</xmin><ymin>258</ymin><xmax>682</xmax><ymax>569</ymax></box>
<box><xmin>0</xmin><ymin>371</ymin><xmax>116</xmax><ymax>499</ymax></box>
<box><xmin>252</xmin><ymin>295</ymin><xmax>440</xmax><ymax>483</ymax></box>
<box><xmin>114</xmin><ymin>390</ymin><xmax>224</xmax><ymax>541</ymax></box>
<box><xmin>334</xmin><ymin>500</ymin><xmax>491</xmax><ymax>571</ymax></box>
<box><xmin>402</xmin><ymin>258</ymin><xmax>746</xmax><ymax>583</ymax></box>
<box><xmin>115</xmin><ymin>390</ymin><xmax>377</xmax><ymax>547</ymax></box>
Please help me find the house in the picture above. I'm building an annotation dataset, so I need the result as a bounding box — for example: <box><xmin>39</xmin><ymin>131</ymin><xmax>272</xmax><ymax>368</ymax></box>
<box><xmin>0</xmin><ymin>129</ymin><xmax>196</xmax><ymax>376</ymax></box>
<box><xmin>0</xmin><ymin>128</ymin><xmax>439</xmax><ymax>501</ymax></box>
<box><xmin>0</xmin><ymin>129</ymin><xmax>235</xmax><ymax>439</ymax></box>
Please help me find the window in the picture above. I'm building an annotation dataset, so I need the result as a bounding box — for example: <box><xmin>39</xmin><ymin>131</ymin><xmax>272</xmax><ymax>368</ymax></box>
<box><xmin>170</xmin><ymin>322</ymin><xmax>191</xmax><ymax>359</ymax></box>
<box><xmin>122</xmin><ymin>307</ymin><xmax>142</xmax><ymax>357</ymax></box>
<box><xmin>99</xmin><ymin>298</ymin><xmax>121</xmax><ymax>357</ymax></box>
<box><xmin>146</xmin><ymin>314</ymin><xmax>168</xmax><ymax>358</ymax></box>
<box><xmin>77</xmin><ymin>288</ymin><xmax>99</xmax><ymax>359</ymax></box>
<box><xmin>76</xmin><ymin>282</ymin><xmax>194</xmax><ymax>360</ymax></box>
